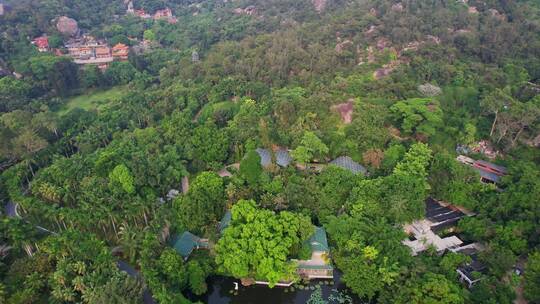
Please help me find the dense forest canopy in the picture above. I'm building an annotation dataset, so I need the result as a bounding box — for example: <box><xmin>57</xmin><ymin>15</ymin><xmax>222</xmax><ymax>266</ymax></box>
<box><xmin>0</xmin><ymin>0</ymin><xmax>539</xmax><ymax>303</ymax></box>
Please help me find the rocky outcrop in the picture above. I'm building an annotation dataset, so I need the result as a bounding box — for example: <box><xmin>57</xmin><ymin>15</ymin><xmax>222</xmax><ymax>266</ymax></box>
<box><xmin>56</xmin><ymin>16</ymin><xmax>79</xmax><ymax>37</ymax></box>
<box><xmin>312</xmin><ymin>0</ymin><xmax>327</xmax><ymax>13</ymax></box>
<box><xmin>391</xmin><ymin>3</ymin><xmax>404</xmax><ymax>12</ymax></box>
<box><xmin>488</xmin><ymin>8</ymin><xmax>505</xmax><ymax>21</ymax></box>
<box><xmin>365</xmin><ymin>25</ymin><xmax>378</xmax><ymax>36</ymax></box>
<box><xmin>376</xmin><ymin>38</ymin><xmax>390</xmax><ymax>51</ymax></box>
<box><xmin>233</xmin><ymin>6</ymin><xmax>257</xmax><ymax>16</ymax></box>
<box><xmin>335</xmin><ymin>39</ymin><xmax>353</xmax><ymax>54</ymax></box>
<box><xmin>331</xmin><ymin>100</ymin><xmax>354</xmax><ymax>124</ymax></box>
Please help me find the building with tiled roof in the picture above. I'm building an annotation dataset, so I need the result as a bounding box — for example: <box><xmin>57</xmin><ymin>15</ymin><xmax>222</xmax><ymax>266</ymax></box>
<box><xmin>171</xmin><ymin>231</ymin><xmax>209</xmax><ymax>260</ymax></box>
<box><xmin>94</xmin><ymin>46</ymin><xmax>111</xmax><ymax>58</ymax></box>
<box><xmin>255</xmin><ymin>148</ymin><xmax>292</xmax><ymax>168</ymax></box>
<box><xmin>329</xmin><ymin>156</ymin><xmax>367</xmax><ymax>175</ymax></box>
<box><xmin>402</xmin><ymin>198</ymin><xmax>472</xmax><ymax>256</ymax></box>
<box><xmin>456</xmin><ymin>155</ymin><xmax>507</xmax><ymax>184</ymax></box>
<box><xmin>112</xmin><ymin>43</ymin><xmax>129</xmax><ymax>60</ymax></box>
<box><xmin>296</xmin><ymin>227</ymin><xmax>333</xmax><ymax>279</ymax></box>
<box><xmin>32</xmin><ymin>36</ymin><xmax>49</xmax><ymax>52</ymax></box>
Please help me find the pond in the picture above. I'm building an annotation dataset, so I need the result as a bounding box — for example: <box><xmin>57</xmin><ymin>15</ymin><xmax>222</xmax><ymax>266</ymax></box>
<box><xmin>189</xmin><ymin>271</ymin><xmax>363</xmax><ymax>304</ymax></box>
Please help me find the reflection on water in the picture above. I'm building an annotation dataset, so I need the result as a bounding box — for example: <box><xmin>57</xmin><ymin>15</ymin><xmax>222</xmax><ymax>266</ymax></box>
<box><xmin>189</xmin><ymin>271</ymin><xmax>362</xmax><ymax>304</ymax></box>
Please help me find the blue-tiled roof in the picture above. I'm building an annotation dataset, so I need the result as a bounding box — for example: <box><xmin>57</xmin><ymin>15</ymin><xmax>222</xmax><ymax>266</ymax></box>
<box><xmin>308</xmin><ymin>227</ymin><xmax>329</xmax><ymax>253</ymax></box>
<box><xmin>275</xmin><ymin>149</ymin><xmax>292</xmax><ymax>167</ymax></box>
<box><xmin>256</xmin><ymin>148</ymin><xmax>272</xmax><ymax>167</ymax></box>
<box><xmin>330</xmin><ymin>156</ymin><xmax>367</xmax><ymax>175</ymax></box>
<box><xmin>171</xmin><ymin>231</ymin><xmax>208</xmax><ymax>259</ymax></box>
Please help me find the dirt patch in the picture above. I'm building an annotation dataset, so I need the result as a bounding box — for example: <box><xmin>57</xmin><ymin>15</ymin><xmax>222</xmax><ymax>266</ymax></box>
<box><xmin>331</xmin><ymin>100</ymin><xmax>354</xmax><ymax>124</ymax></box>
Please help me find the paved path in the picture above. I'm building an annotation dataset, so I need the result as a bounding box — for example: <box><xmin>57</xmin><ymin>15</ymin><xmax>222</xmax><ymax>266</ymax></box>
<box><xmin>181</xmin><ymin>176</ymin><xmax>189</xmax><ymax>194</ymax></box>
<box><xmin>117</xmin><ymin>260</ymin><xmax>156</xmax><ymax>304</ymax></box>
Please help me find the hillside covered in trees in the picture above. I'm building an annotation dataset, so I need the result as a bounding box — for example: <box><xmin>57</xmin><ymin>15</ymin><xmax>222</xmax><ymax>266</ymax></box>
<box><xmin>1</xmin><ymin>0</ymin><xmax>540</xmax><ymax>303</ymax></box>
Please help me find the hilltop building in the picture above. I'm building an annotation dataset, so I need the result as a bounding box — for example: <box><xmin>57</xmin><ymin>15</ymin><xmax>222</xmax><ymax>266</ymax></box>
<box><xmin>32</xmin><ymin>36</ymin><xmax>49</xmax><ymax>52</ymax></box>
<box><xmin>95</xmin><ymin>46</ymin><xmax>111</xmax><ymax>58</ymax></box>
<box><xmin>112</xmin><ymin>43</ymin><xmax>129</xmax><ymax>60</ymax></box>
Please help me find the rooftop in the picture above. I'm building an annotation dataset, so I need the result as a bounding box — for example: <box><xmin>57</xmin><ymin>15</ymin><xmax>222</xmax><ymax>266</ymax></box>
<box><xmin>275</xmin><ymin>149</ymin><xmax>292</xmax><ymax>167</ymax></box>
<box><xmin>256</xmin><ymin>148</ymin><xmax>272</xmax><ymax>167</ymax></box>
<box><xmin>456</xmin><ymin>155</ymin><xmax>507</xmax><ymax>184</ymax></box>
<box><xmin>403</xmin><ymin>198</ymin><xmax>470</xmax><ymax>256</ymax></box>
<box><xmin>329</xmin><ymin>156</ymin><xmax>367</xmax><ymax>175</ymax></box>
<box><xmin>308</xmin><ymin>226</ymin><xmax>329</xmax><ymax>253</ymax></box>
<box><xmin>171</xmin><ymin>231</ymin><xmax>208</xmax><ymax>259</ymax></box>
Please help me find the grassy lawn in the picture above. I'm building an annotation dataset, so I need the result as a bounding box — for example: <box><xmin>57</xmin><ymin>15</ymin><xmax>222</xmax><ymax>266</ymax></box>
<box><xmin>58</xmin><ymin>86</ymin><xmax>128</xmax><ymax>115</ymax></box>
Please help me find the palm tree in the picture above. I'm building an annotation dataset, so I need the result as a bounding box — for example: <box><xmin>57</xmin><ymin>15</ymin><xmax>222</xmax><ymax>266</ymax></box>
<box><xmin>118</xmin><ymin>223</ymin><xmax>139</xmax><ymax>264</ymax></box>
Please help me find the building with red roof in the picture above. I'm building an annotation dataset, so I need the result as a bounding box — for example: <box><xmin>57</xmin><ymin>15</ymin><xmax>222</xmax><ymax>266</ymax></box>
<box><xmin>32</xmin><ymin>36</ymin><xmax>49</xmax><ymax>52</ymax></box>
<box><xmin>112</xmin><ymin>43</ymin><xmax>129</xmax><ymax>60</ymax></box>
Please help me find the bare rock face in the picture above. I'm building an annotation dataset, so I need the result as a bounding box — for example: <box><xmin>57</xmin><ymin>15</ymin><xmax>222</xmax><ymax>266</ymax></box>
<box><xmin>233</xmin><ymin>5</ymin><xmax>257</xmax><ymax>16</ymax></box>
<box><xmin>335</xmin><ymin>39</ymin><xmax>353</xmax><ymax>54</ymax></box>
<box><xmin>56</xmin><ymin>16</ymin><xmax>79</xmax><ymax>37</ymax></box>
<box><xmin>312</xmin><ymin>0</ymin><xmax>327</xmax><ymax>13</ymax></box>
<box><xmin>391</xmin><ymin>3</ymin><xmax>404</xmax><ymax>12</ymax></box>
<box><xmin>331</xmin><ymin>99</ymin><xmax>354</xmax><ymax>124</ymax></box>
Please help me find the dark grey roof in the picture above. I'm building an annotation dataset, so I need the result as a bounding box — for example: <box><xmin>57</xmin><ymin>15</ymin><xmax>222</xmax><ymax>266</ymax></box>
<box><xmin>476</xmin><ymin>168</ymin><xmax>501</xmax><ymax>183</ymax></box>
<box><xmin>256</xmin><ymin>148</ymin><xmax>291</xmax><ymax>167</ymax></box>
<box><xmin>475</xmin><ymin>160</ymin><xmax>507</xmax><ymax>175</ymax></box>
<box><xmin>458</xmin><ymin>258</ymin><xmax>487</xmax><ymax>280</ymax></box>
<box><xmin>330</xmin><ymin>156</ymin><xmax>367</xmax><ymax>175</ymax></box>
<box><xmin>256</xmin><ymin>148</ymin><xmax>272</xmax><ymax>167</ymax></box>
<box><xmin>275</xmin><ymin>149</ymin><xmax>292</xmax><ymax>167</ymax></box>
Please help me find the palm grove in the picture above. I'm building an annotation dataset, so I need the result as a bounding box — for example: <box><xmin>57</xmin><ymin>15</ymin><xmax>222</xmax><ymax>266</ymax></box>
<box><xmin>1</xmin><ymin>0</ymin><xmax>540</xmax><ymax>303</ymax></box>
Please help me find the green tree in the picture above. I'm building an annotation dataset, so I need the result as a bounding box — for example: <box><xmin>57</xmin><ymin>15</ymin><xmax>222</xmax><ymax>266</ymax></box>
<box><xmin>412</xmin><ymin>274</ymin><xmax>465</xmax><ymax>304</ymax></box>
<box><xmin>291</xmin><ymin>131</ymin><xmax>328</xmax><ymax>164</ymax></box>
<box><xmin>480</xmin><ymin>89</ymin><xmax>513</xmax><ymax>138</ymax></box>
<box><xmin>239</xmin><ymin>150</ymin><xmax>263</xmax><ymax>185</ymax></box>
<box><xmin>143</xmin><ymin>29</ymin><xmax>156</xmax><ymax>41</ymax></box>
<box><xmin>105</xmin><ymin>62</ymin><xmax>137</xmax><ymax>85</ymax></box>
<box><xmin>191</xmin><ymin>121</ymin><xmax>229</xmax><ymax>170</ymax></box>
<box><xmin>0</xmin><ymin>77</ymin><xmax>31</xmax><ymax>112</ymax></box>
<box><xmin>174</xmin><ymin>172</ymin><xmax>225</xmax><ymax>233</ymax></box>
<box><xmin>524</xmin><ymin>251</ymin><xmax>540</xmax><ymax>303</ymax></box>
<box><xmin>109</xmin><ymin>164</ymin><xmax>136</xmax><ymax>194</ymax></box>
<box><xmin>215</xmin><ymin>200</ymin><xmax>313</xmax><ymax>286</ymax></box>
<box><xmin>390</xmin><ymin>98</ymin><xmax>443</xmax><ymax>138</ymax></box>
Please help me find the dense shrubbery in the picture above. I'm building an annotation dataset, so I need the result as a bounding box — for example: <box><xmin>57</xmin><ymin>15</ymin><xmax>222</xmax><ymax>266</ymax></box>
<box><xmin>1</xmin><ymin>0</ymin><xmax>539</xmax><ymax>303</ymax></box>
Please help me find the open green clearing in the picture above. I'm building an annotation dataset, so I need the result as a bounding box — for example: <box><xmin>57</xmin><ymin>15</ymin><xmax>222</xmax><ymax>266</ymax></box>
<box><xmin>57</xmin><ymin>86</ymin><xmax>127</xmax><ymax>115</ymax></box>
